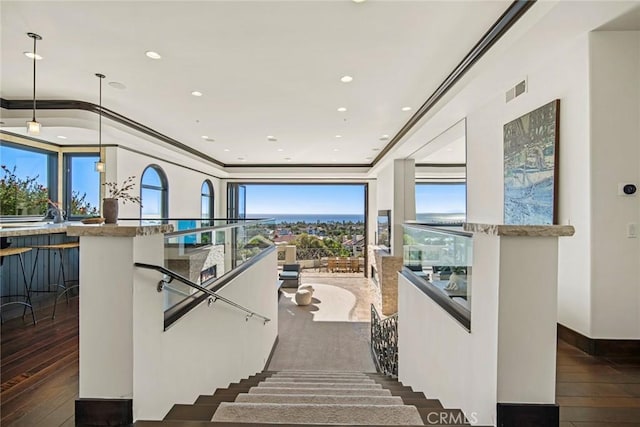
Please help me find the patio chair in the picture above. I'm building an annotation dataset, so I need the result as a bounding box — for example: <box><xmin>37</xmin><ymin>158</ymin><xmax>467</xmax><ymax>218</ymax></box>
<box><xmin>279</xmin><ymin>263</ymin><xmax>301</xmax><ymax>288</ymax></box>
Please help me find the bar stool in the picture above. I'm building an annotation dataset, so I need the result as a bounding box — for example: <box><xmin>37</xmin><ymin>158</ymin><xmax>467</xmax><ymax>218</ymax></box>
<box><xmin>0</xmin><ymin>247</ymin><xmax>37</xmax><ymax>325</ymax></box>
<box><xmin>30</xmin><ymin>242</ymin><xmax>80</xmax><ymax>319</ymax></box>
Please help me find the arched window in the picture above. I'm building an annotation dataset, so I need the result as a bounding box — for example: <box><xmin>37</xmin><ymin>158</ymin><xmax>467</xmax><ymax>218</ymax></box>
<box><xmin>140</xmin><ymin>165</ymin><xmax>168</xmax><ymax>222</ymax></box>
<box><xmin>201</xmin><ymin>180</ymin><xmax>214</xmax><ymax>221</ymax></box>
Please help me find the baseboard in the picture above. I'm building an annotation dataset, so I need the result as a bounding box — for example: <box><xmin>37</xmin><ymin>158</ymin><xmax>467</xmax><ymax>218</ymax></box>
<box><xmin>497</xmin><ymin>402</ymin><xmax>558</xmax><ymax>427</ymax></box>
<box><xmin>264</xmin><ymin>335</ymin><xmax>279</xmax><ymax>370</ymax></box>
<box><xmin>558</xmin><ymin>323</ymin><xmax>640</xmax><ymax>357</ymax></box>
<box><xmin>75</xmin><ymin>398</ymin><xmax>132</xmax><ymax>426</ymax></box>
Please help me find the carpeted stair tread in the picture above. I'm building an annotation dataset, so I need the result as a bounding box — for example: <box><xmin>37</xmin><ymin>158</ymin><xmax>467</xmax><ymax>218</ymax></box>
<box><xmin>248</xmin><ymin>386</ymin><xmax>392</xmax><ymax>396</ymax></box>
<box><xmin>265</xmin><ymin>377</ymin><xmax>375</xmax><ymax>384</ymax></box>
<box><xmin>211</xmin><ymin>402</ymin><xmax>425</xmax><ymax>425</ymax></box>
<box><xmin>272</xmin><ymin>372</ymin><xmax>370</xmax><ymax>378</ymax></box>
<box><xmin>234</xmin><ymin>393</ymin><xmax>404</xmax><ymax>405</ymax></box>
<box><xmin>257</xmin><ymin>381</ymin><xmax>382</xmax><ymax>389</ymax></box>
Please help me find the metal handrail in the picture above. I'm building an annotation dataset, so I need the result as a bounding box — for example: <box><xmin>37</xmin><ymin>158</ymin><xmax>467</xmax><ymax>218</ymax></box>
<box><xmin>135</xmin><ymin>262</ymin><xmax>271</xmax><ymax>324</ymax></box>
<box><xmin>370</xmin><ymin>304</ymin><xmax>398</xmax><ymax>378</ymax></box>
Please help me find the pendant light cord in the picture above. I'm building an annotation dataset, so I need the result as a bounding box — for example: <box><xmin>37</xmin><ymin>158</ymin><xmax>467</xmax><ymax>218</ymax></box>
<box><xmin>96</xmin><ymin>73</ymin><xmax>105</xmax><ymax>162</ymax></box>
<box><xmin>32</xmin><ymin>35</ymin><xmax>37</xmax><ymax>122</ymax></box>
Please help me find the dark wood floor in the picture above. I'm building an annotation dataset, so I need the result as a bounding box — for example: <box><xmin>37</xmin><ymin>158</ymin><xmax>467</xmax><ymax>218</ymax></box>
<box><xmin>1</xmin><ymin>300</ymin><xmax>638</xmax><ymax>427</ymax></box>
<box><xmin>557</xmin><ymin>340</ymin><xmax>640</xmax><ymax>426</ymax></box>
<box><xmin>1</xmin><ymin>297</ymin><xmax>78</xmax><ymax>427</ymax></box>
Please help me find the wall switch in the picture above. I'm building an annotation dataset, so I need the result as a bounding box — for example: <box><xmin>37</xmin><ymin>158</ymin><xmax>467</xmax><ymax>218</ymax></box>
<box><xmin>628</xmin><ymin>223</ymin><xmax>637</xmax><ymax>238</ymax></box>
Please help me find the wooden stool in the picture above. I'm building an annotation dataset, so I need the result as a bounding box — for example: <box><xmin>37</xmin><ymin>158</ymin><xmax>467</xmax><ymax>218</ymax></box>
<box><xmin>0</xmin><ymin>247</ymin><xmax>37</xmax><ymax>325</ymax></box>
<box><xmin>31</xmin><ymin>242</ymin><xmax>80</xmax><ymax>319</ymax></box>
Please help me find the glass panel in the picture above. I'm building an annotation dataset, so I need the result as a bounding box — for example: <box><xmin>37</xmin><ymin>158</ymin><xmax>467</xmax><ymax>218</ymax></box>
<box><xmin>201</xmin><ymin>181</ymin><xmax>210</xmax><ymax>196</ymax></box>
<box><xmin>0</xmin><ymin>143</ymin><xmax>51</xmax><ymax>216</ymax></box>
<box><xmin>141</xmin><ymin>188</ymin><xmax>163</xmax><ymax>220</ymax></box>
<box><xmin>142</xmin><ymin>167</ymin><xmax>162</xmax><ymax>187</ymax></box>
<box><xmin>163</xmin><ymin>219</ymin><xmax>275</xmax><ymax>312</ymax></box>
<box><xmin>415</xmin><ymin>183</ymin><xmax>466</xmax><ymax>225</ymax></box>
<box><xmin>69</xmin><ymin>155</ymin><xmax>100</xmax><ymax>217</ymax></box>
<box><xmin>403</xmin><ymin>224</ymin><xmax>473</xmax><ymax>311</ymax></box>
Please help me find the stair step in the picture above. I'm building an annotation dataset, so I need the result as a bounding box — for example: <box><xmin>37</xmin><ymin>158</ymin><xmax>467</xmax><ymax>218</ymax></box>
<box><xmin>164</xmin><ymin>404</ymin><xmax>219</xmax><ymax>421</ymax></box>
<box><xmin>265</xmin><ymin>377</ymin><xmax>375</xmax><ymax>384</ymax></box>
<box><xmin>211</xmin><ymin>403</ymin><xmax>424</xmax><ymax>425</ymax></box>
<box><xmin>256</xmin><ymin>382</ymin><xmax>382</xmax><ymax>389</ymax></box>
<box><xmin>272</xmin><ymin>372</ymin><xmax>371</xmax><ymax>379</ymax></box>
<box><xmin>234</xmin><ymin>393</ymin><xmax>404</xmax><ymax>405</ymax></box>
<box><xmin>248</xmin><ymin>386</ymin><xmax>392</xmax><ymax>396</ymax></box>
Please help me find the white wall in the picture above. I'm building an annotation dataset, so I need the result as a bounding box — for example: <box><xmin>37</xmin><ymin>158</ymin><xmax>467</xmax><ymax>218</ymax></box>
<box><xmin>106</xmin><ymin>145</ymin><xmax>223</xmax><ymax>219</ymax></box>
<box><xmin>133</xmin><ymin>249</ymin><xmax>278</xmax><ymax>420</ymax></box>
<box><xmin>589</xmin><ymin>31</ymin><xmax>640</xmax><ymax>339</ymax></box>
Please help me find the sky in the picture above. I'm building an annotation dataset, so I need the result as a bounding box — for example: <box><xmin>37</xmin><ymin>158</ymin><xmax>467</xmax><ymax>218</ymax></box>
<box><xmin>245</xmin><ymin>183</ymin><xmax>466</xmax><ymax>215</ymax></box>
<box><xmin>245</xmin><ymin>184</ymin><xmax>365</xmax><ymax>215</ymax></box>
<box><xmin>415</xmin><ymin>183</ymin><xmax>466</xmax><ymax>213</ymax></box>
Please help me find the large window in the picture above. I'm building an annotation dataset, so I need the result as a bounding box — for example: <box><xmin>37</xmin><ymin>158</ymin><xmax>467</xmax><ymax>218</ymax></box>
<box><xmin>415</xmin><ymin>182</ymin><xmax>466</xmax><ymax>225</ymax></box>
<box><xmin>0</xmin><ymin>142</ymin><xmax>57</xmax><ymax>217</ymax></box>
<box><xmin>64</xmin><ymin>153</ymin><xmax>100</xmax><ymax>218</ymax></box>
<box><xmin>141</xmin><ymin>165</ymin><xmax>168</xmax><ymax>221</ymax></box>
<box><xmin>201</xmin><ymin>180</ymin><xmax>214</xmax><ymax>220</ymax></box>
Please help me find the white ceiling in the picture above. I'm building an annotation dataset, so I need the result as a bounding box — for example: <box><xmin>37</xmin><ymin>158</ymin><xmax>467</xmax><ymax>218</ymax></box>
<box><xmin>0</xmin><ymin>0</ymin><xmax>509</xmax><ymax>166</ymax></box>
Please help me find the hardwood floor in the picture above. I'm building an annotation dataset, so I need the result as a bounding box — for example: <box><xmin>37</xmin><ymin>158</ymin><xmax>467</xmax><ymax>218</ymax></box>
<box><xmin>557</xmin><ymin>339</ymin><xmax>640</xmax><ymax>426</ymax></box>
<box><xmin>1</xmin><ymin>298</ymin><xmax>638</xmax><ymax>427</ymax></box>
<box><xmin>1</xmin><ymin>297</ymin><xmax>78</xmax><ymax>427</ymax></box>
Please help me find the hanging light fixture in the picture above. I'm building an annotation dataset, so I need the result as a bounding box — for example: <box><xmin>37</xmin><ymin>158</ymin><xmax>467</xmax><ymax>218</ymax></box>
<box><xmin>95</xmin><ymin>73</ymin><xmax>106</xmax><ymax>173</ymax></box>
<box><xmin>26</xmin><ymin>32</ymin><xmax>42</xmax><ymax>135</ymax></box>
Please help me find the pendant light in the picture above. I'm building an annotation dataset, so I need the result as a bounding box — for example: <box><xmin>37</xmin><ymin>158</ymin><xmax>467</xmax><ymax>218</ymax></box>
<box><xmin>26</xmin><ymin>32</ymin><xmax>42</xmax><ymax>135</ymax></box>
<box><xmin>95</xmin><ymin>73</ymin><xmax>106</xmax><ymax>173</ymax></box>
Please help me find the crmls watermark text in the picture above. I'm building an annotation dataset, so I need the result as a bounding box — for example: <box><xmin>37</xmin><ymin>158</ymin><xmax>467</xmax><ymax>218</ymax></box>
<box><xmin>426</xmin><ymin>411</ymin><xmax>479</xmax><ymax>425</ymax></box>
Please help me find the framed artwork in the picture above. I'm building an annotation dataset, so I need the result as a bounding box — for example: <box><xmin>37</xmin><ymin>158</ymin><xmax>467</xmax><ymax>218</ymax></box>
<box><xmin>503</xmin><ymin>99</ymin><xmax>560</xmax><ymax>225</ymax></box>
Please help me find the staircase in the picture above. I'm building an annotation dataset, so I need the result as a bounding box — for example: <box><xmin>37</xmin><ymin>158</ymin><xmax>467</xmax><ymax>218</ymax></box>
<box><xmin>135</xmin><ymin>370</ymin><xmax>479</xmax><ymax>426</ymax></box>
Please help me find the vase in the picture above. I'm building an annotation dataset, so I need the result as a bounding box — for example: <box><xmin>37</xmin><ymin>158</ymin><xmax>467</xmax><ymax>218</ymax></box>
<box><xmin>103</xmin><ymin>198</ymin><xmax>119</xmax><ymax>224</ymax></box>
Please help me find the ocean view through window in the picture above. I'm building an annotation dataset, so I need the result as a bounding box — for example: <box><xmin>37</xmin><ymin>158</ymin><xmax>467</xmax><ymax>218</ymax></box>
<box><xmin>242</xmin><ymin>184</ymin><xmax>366</xmax><ymax>262</ymax></box>
<box><xmin>415</xmin><ymin>183</ymin><xmax>466</xmax><ymax>225</ymax></box>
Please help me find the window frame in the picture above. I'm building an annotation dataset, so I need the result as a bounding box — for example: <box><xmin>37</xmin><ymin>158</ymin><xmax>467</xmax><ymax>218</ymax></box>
<box><xmin>201</xmin><ymin>179</ymin><xmax>214</xmax><ymax>220</ymax></box>
<box><xmin>63</xmin><ymin>152</ymin><xmax>101</xmax><ymax>220</ymax></box>
<box><xmin>140</xmin><ymin>164</ymin><xmax>169</xmax><ymax>222</ymax></box>
<box><xmin>0</xmin><ymin>140</ymin><xmax>58</xmax><ymax>219</ymax></box>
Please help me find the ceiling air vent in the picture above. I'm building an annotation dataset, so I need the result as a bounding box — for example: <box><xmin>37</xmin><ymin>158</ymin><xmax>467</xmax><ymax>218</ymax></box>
<box><xmin>505</xmin><ymin>79</ymin><xmax>527</xmax><ymax>103</ymax></box>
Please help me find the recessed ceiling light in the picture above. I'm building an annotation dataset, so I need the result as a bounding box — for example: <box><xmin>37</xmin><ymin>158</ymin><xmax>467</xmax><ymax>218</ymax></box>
<box><xmin>267</xmin><ymin>135</ymin><xmax>277</xmax><ymax>142</ymax></box>
<box><xmin>366</xmin><ymin>157</ymin><xmax>373</xmax><ymax>160</ymax></box>
<box><xmin>340</xmin><ymin>75</ymin><xmax>353</xmax><ymax>83</ymax></box>
<box><xmin>401</xmin><ymin>106</ymin><xmax>412</xmax><ymax>111</ymax></box>
<box><xmin>203</xmin><ymin>137</ymin><xmax>215</xmax><ymax>142</ymax></box>
<box><xmin>108</xmin><ymin>81</ymin><xmax>126</xmax><ymax>90</ymax></box>
<box><xmin>333</xmin><ymin>148</ymin><xmax>339</xmax><ymax>152</ymax></box>
<box><xmin>353</xmin><ymin>0</ymin><xmax>366</xmax><ymax>3</ymax></box>
<box><xmin>224</xmin><ymin>148</ymin><xmax>230</xmax><ymax>152</ymax></box>
<box><xmin>23</xmin><ymin>52</ymin><xmax>42</xmax><ymax>60</ymax></box>
<box><xmin>372</xmin><ymin>148</ymin><xmax>381</xmax><ymax>151</ymax></box>
<box><xmin>277</xmin><ymin>148</ymin><xmax>284</xmax><ymax>152</ymax></box>
<box><xmin>201</xmin><ymin>135</ymin><xmax>209</xmax><ymax>139</ymax></box>
<box><xmin>337</xmin><ymin>107</ymin><xmax>347</xmax><ymax>112</ymax></box>
<box><xmin>191</xmin><ymin>91</ymin><xmax>203</xmax><ymax>97</ymax></box>
<box><xmin>446</xmin><ymin>148</ymin><xmax>454</xmax><ymax>152</ymax></box>
<box><xmin>379</xmin><ymin>134</ymin><xmax>390</xmax><ymax>141</ymax></box>
<box><xmin>57</xmin><ymin>135</ymin><xmax>67</xmax><ymax>139</ymax></box>
<box><xmin>145</xmin><ymin>51</ymin><xmax>162</xmax><ymax>59</ymax></box>
<box><xmin>335</xmin><ymin>135</ymin><xmax>342</xmax><ymax>138</ymax></box>
<box><xmin>284</xmin><ymin>157</ymin><xmax>292</xmax><ymax>161</ymax></box>
<box><xmin>237</xmin><ymin>156</ymin><xmax>246</xmax><ymax>161</ymax></box>
<box><xmin>332</xmin><ymin>159</ymin><xmax>337</xmax><ymax>162</ymax></box>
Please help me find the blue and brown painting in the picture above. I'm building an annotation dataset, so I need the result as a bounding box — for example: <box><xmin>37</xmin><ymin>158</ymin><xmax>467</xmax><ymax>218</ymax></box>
<box><xmin>503</xmin><ymin>100</ymin><xmax>559</xmax><ymax>225</ymax></box>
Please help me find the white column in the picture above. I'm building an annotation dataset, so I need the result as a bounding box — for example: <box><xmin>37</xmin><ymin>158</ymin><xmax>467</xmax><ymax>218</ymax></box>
<box><xmin>67</xmin><ymin>225</ymin><xmax>171</xmax><ymax>399</ymax></box>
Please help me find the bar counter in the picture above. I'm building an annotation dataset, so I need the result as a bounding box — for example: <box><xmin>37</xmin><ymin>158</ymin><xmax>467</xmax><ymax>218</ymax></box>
<box><xmin>0</xmin><ymin>222</ymin><xmax>83</xmax><ymax>318</ymax></box>
<box><xmin>0</xmin><ymin>222</ymin><xmax>81</xmax><ymax>238</ymax></box>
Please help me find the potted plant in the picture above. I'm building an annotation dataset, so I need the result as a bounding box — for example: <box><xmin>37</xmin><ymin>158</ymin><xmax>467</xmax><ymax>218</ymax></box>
<box><xmin>102</xmin><ymin>176</ymin><xmax>142</xmax><ymax>224</ymax></box>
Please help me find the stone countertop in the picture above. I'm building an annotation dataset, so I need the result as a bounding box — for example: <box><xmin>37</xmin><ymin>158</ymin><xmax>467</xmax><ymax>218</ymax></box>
<box><xmin>0</xmin><ymin>222</ymin><xmax>77</xmax><ymax>238</ymax></box>
<box><xmin>463</xmin><ymin>223</ymin><xmax>575</xmax><ymax>237</ymax></box>
<box><xmin>66</xmin><ymin>223</ymin><xmax>174</xmax><ymax>237</ymax></box>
